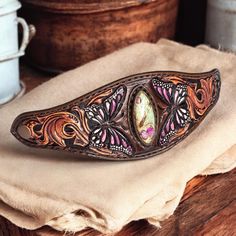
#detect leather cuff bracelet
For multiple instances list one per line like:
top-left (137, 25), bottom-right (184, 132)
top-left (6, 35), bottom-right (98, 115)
top-left (11, 69), bottom-right (221, 160)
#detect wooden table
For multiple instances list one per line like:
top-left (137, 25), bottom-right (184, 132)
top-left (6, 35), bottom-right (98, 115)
top-left (0, 65), bottom-right (235, 236)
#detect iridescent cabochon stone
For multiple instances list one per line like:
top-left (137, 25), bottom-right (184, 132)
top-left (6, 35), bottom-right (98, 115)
top-left (133, 90), bottom-right (156, 145)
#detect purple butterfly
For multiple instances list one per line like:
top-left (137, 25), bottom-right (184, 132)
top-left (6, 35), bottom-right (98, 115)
top-left (84, 86), bottom-right (133, 156)
top-left (152, 78), bottom-right (191, 146)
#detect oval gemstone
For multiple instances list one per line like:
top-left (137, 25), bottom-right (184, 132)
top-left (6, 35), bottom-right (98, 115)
top-left (133, 90), bottom-right (157, 145)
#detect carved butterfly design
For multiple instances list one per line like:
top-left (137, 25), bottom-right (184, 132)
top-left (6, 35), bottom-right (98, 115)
top-left (84, 86), bottom-right (133, 156)
top-left (152, 78), bottom-right (191, 146)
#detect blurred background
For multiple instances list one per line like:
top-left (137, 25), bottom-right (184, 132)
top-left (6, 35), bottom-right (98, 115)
top-left (18, 0), bottom-right (235, 73)
top-left (176, 0), bottom-right (207, 46)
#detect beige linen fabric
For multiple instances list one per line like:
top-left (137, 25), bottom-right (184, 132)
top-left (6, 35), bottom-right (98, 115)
top-left (0, 39), bottom-right (235, 233)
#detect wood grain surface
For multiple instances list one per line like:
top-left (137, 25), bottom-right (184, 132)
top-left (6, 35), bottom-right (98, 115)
top-left (20, 0), bottom-right (178, 72)
top-left (0, 64), bottom-right (235, 236)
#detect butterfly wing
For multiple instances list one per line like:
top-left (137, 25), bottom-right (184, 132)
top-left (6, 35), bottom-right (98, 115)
top-left (175, 105), bottom-right (191, 127)
top-left (107, 127), bottom-right (133, 156)
top-left (89, 126), bottom-right (107, 148)
top-left (85, 86), bottom-right (131, 156)
top-left (89, 126), bottom-right (133, 156)
top-left (84, 104), bottom-right (107, 127)
top-left (103, 85), bottom-right (126, 120)
top-left (84, 85), bottom-right (126, 126)
top-left (152, 78), bottom-right (174, 104)
top-left (174, 84), bottom-right (187, 105)
top-left (174, 84), bottom-right (191, 127)
top-left (159, 112), bottom-right (176, 146)
top-left (158, 83), bottom-right (191, 146)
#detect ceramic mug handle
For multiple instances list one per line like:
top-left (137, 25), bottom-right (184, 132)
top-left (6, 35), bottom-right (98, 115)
top-left (17, 17), bottom-right (36, 57)
top-left (0, 18), bottom-right (35, 62)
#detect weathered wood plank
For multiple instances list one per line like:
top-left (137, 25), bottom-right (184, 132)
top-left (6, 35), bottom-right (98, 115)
top-left (156, 168), bottom-right (236, 236)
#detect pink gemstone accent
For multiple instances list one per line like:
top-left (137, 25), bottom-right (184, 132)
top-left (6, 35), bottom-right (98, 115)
top-left (146, 127), bottom-right (154, 136)
top-left (140, 126), bottom-right (155, 140)
top-left (141, 130), bottom-right (149, 140)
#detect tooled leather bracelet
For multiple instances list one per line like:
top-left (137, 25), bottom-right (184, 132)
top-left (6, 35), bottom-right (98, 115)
top-left (11, 69), bottom-right (221, 160)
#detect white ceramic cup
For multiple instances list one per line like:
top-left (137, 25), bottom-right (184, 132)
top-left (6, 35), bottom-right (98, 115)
top-left (0, 0), bottom-right (35, 105)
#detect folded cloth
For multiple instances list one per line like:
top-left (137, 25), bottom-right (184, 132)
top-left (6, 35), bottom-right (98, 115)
top-left (0, 39), bottom-right (235, 233)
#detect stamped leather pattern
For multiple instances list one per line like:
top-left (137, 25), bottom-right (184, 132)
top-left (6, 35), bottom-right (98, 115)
top-left (11, 69), bottom-right (221, 160)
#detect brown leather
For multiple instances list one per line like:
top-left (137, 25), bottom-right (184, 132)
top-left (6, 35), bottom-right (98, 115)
top-left (11, 69), bottom-right (221, 160)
